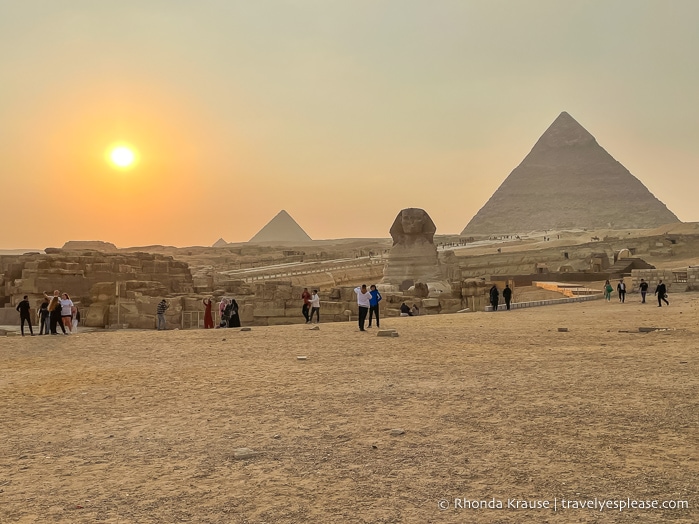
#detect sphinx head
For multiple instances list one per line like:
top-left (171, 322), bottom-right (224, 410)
top-left (389, 208), bottom-right (436, 246)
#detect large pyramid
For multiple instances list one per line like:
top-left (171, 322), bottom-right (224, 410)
top-left (461, 112), bottom-right (680, 235)
top-left (248, 210), bottom-right (312, 243)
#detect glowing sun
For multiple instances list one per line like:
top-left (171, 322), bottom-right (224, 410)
top-left (109, 146), bottom-right (136, 168)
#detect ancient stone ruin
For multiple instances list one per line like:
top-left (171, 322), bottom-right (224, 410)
top-left (381, 208), bottom-right (447, 290)
top-left (462, 111), bottom-right (680, 235)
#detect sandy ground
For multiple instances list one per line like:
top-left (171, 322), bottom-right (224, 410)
top-left (1, 294), bottom-right (697, 523)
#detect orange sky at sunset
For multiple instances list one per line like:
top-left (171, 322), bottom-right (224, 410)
top-left (2, 1), bottom-right (698, 249)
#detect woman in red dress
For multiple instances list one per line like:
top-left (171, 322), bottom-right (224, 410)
top-left (203, 297), bottom-right (214, 329)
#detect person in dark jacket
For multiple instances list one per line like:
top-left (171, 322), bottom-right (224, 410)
top-left (48, 296), bottom-right (67, 335)
top-left (502, 284), bottom-right (513, 310)
top-left (654, 280), bottom-right (669, 307)
top-left (367, 285), bottom-right (382, 328)
top-left (639, 279), bottom-right (649, 303)
top-left (38, 297), bottom-right (50, 335)
top-left (489, 285), bottom-right (499, 311)
top-left (16, 295), bottom-right (33, 336)
top-left (617, 279), bottom-right (626, 303)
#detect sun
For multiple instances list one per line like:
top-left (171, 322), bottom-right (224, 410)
top-left (108, 145), bottom-right (137, 169)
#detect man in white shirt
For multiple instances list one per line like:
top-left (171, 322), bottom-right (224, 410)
top-left (309, 290), bottom-right (320, 323)
top-left (354, 284), bottom-right (372, 331)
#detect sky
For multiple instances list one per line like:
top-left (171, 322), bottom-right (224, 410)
top-left (1, 0), bottom-right (698, 249)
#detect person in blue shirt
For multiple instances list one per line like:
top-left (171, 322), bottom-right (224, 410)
top-left (368, 285), bottom-right (382, 328)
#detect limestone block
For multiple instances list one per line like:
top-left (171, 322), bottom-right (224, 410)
top-left (83, 303), bottom-right (109, 327)
top-left (253, 305), bottom-right (287, 317)
top-left (439, 298), bottom-right (463, 313)
top-left (275, 285), bottom-right (293, 300)
top-left (240, 304), bottom-right (254, 323)
top-left (319, 301), bottom-right (348, 315)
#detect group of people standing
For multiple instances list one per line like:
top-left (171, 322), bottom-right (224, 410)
top-left (604, 278), bottom-right (669, 307)
top-left (15, 290), bottom-right (80, 336)
top-left (489, 284), bottom-right (513, 311)
top-left (215, 297), bottom-right (241, 328)
top-left (301, 288), bottom-right (321, 324)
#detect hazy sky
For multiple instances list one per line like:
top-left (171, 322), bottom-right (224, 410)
top-left (1, 0), bottom-right (698, 249)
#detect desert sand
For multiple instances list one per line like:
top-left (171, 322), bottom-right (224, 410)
top-left (2, 294), bottom-right (697, 523)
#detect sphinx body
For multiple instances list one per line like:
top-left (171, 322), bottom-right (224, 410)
top-left (381, 208), bottom-right (446, 289)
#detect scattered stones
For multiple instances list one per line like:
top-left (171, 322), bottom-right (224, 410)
top-left (456, 308), bottom-right (471, 313)
top-left (297, 356), bottom-right (308, 361)
top-left (240, 327), bottom-right (252, 332)
top-left (638, 327), bottom-right (671, 332)
top-left (557, 327), bottom-right (568, 332)
top-left (377, 329), bottom-right (398, 337)
top-left (233, 448), bottom-right (259, 460)
top-left (389, 429), bottom-right (405, 436)
top-left (272, 434), bottom-right (281, 439)
top-left (308, 325), bottom-right (319, 330)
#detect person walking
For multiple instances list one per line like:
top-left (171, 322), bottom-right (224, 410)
top-left (301, 288), bottom-right (311, 323)
top-left (604, 280), bottom-right (613, 302)
top-left (502, 284), bottom-right (513, 311)
top-left (639, 279), bottom-right (649, 303)
top-left (309, 290), bottom-right (320, 323)
top-left (156, 299), bottom-right (169, 330)
top-left (367, 285), bottom-right (382, 328)
top-left (16, 295), bottom-right (34, 336)
top-left (617, 279), bottom-right (626, 303)
top-left (489, 285), bottom-right (499, 311)
top-left (202, 298), bottom-right (214, 329)
top-left (654, 280), bottom-right (669, 307)
top-left (38, 297), bottom-right (50, 335)
top-left (354, 284), bottom-right (372, 331)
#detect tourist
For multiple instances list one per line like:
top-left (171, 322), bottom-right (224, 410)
top-left (604, 280), bottom-right (613, 301)
top-left (411, 304), bottom-right (420, 316)
top-left (38, 297), bottom-right (50, 335)
top-left (489, 285), bottom-right (499, 311)
top-left (309, 290), bottom-right (320, 323)
top-left (639, 279), bottom-right (649, 303)
top-left (218, 298), bottom-right (228, 327)
top-left (156, 299), bottom-right (169, 330)
top-left (400, 302), bottom-right (412, 316)
top-left (354, 284), bottom-right (372, 331)
top-left (502, 284), bottom-right (513, 310)
top-left (654, 280), bottom-right (669, 307)
top-left (48, 296), bottom-right (66, 335)
top-left (202, 297), bottom-right (214, 329)
top-left (15, 295), bottom-right (33, 336)
top-left (227, 299), bottom-right (241, 327)
top-left (367, 285), bottom-right (382, 328)
top-left (301, 288), bottom-right (311, 323)
top-left (60, 293), bottom-right (74, 333)
top-left (617, 279), bottom-right (626, 303)
top-left (71, 304), bottom-right (80, 333)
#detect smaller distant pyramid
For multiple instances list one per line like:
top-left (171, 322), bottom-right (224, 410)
top-left (249, 210), bottom-right (312, 243)
top-left (212, 238), bottom-right (229, 248)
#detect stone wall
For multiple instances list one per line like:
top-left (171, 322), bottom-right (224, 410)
top-left (630, 267), bottom-right (699, 293)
